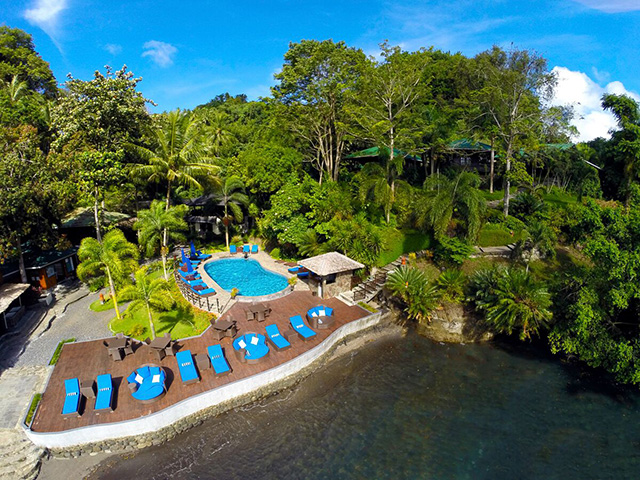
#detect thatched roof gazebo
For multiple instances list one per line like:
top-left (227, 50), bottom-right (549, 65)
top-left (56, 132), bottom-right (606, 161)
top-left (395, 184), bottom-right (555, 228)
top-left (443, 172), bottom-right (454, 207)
top-left (299, 252), bottom-right (364, 299)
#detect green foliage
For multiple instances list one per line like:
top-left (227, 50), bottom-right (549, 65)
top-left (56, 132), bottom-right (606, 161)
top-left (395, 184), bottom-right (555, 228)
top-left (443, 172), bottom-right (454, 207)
top-left (49, 338), bottom-right (75, 365)
top-left (127, 323), bottom-right (145, 338)
top-left (89, 297), bottom-right (115, 312)
top-left (437, 269), bottom-right (466, 303)
top-left (468, 267), bottom-right (552, 340)
top-left (433, 237), bottom-right (473, 266)
top-left (386, 266), bottom-right (440, 323)
top-left (25, 393), bottom-right (42, 425)
top-left (135, 200), bottom-right (188, 258)
top-left (324, 215), bottom-right (386, 266)
top-left (376, 229), bottom-right (432, 267)
top-left (477, 223), bottom-right (520, 247)
top-left (358, 301), bottom-right (378, 313)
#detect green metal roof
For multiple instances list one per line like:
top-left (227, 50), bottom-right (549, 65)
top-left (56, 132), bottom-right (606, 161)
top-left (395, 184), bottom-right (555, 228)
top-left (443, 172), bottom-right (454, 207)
top-left (448, 139), bottom-right (492, 151)
top-left (345, 146), bottom-right (420, 162)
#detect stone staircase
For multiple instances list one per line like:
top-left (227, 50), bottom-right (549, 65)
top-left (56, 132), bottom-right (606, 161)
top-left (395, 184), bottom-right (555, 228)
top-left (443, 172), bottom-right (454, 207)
top-left (0, 429), bottom-right (45, 480)
top-left (341, 258), bottom-right (403, 305)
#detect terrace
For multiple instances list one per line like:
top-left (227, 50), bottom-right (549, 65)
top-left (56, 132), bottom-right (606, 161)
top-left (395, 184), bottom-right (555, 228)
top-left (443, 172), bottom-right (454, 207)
top-left (29, 291), bottom-right (371, 434)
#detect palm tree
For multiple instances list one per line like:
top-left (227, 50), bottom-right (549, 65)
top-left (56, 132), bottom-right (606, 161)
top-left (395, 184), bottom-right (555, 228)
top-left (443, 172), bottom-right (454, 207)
top-left (469, 267), bottom-right (552, 340)
top-left (386, 266), bottom-right (440, 323)
top-left (417, 171), bottom-right (486, 241)
top-left (355, 162), bottom-right (410, 224)
top-left (130, 109), bottom-right (220, 209)
top-left (118, 266), bottom-right (175, 340)
top-left (134, 200), bottom-right (188, 280)
top-left (516, 219), bottom-right (556, 271)
top-left (437, 269), bottom-right (466, 303)
top-left (4, 75), bottom-right (28, 103)
top-left (218, 176), bottom-right (249, 249)
top-left (296, 229), bottom-right (326, 257)
top-left (77, 229), bottom-right (139, 320)
top-left (196, 109), bottom-right (236, 155)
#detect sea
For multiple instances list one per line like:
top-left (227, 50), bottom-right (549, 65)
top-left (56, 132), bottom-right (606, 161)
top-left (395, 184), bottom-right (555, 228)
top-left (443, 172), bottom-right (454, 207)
top-left (89, 331), bottom-right (640, 479)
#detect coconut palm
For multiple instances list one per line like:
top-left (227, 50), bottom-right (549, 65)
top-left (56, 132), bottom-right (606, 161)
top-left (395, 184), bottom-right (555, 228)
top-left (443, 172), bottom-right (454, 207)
top-left (4, 75), bottom-right (28, 103)
top-left (77, 229), bottom-right (139, 320)
top-left (129, 109), bottom-right (220, 209)
top-left (386, 266), bottom-right (440, 323)
top-left (196, 109), bottom-right (236, 155)
top-left (296, 229), bottom-right (327, 258)
top-left (134, 200), bottom-right (188, 280)
top-left (118, 266), bottom-right (175, 340)
top-left (417, 171), bottom-right (486, 241)
top-left (355, 161), bottom-right (411, 224)
top-left (218, 175), bottom-right (249, 249)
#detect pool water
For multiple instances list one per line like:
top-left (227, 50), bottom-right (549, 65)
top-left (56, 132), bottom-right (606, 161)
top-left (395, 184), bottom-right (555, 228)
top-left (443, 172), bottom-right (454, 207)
top-left (203, 258), bottom-right (288, 297)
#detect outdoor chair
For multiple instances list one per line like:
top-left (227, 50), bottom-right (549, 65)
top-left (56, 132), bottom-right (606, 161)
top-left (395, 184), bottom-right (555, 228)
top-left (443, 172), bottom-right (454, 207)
top-left (165, 342), bottom-right (177, 356)
top-left (62, 378), bottom-right (81, 417)
top-left (230, 245), bottom-right (237, 254)
top-left (265, 324), bottom-right (291, 351)
top-left (207, 344), bottom-right (232, 376)
top-left (124, 346), bottom-right (134, 356)
top-left (190, 241), bottom-right (212, 260)
top-left (175, 350), bottom-right (200, 385)
top-left (109, 348), bottom-right (124, 361)
top-left (289, 315), bottom-right (316, 341)
top-left (94, 374), bottom-right (113, 413)
top-left (242, 244), bottom-right (250, 254)
top-left (251, 245), bottom-right (258, 254)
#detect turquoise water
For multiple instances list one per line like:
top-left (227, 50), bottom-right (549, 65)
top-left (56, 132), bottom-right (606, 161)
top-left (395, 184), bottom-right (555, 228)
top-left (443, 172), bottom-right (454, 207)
top-left (91, 333), bottom-right (640, 479)
top-left (203, 258), bottom-right (288, 296)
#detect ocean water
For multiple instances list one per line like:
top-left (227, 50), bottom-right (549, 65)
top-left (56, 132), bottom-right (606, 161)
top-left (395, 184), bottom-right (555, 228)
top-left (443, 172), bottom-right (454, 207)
top-left (90, 332), bottom-right (640, 479)
top-left (203, 258), bottom-right (288, 296)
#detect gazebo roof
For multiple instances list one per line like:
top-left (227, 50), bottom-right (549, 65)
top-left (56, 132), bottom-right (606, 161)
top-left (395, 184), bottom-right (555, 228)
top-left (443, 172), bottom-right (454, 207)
top-left (0, 283), bottom-right (30, 314)
top-left (299, 252), bottom-right (364, 277)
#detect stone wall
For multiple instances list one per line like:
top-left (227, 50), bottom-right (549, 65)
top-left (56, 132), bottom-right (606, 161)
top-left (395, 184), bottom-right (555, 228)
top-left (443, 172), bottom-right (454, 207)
top-left (24, 310), bottom-right (391, 454)
top-left (324, 272), bottom-right (353, 298)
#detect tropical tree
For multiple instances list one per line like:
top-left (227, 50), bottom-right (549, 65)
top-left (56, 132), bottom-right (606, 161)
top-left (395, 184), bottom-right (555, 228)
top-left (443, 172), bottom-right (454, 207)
top-left (601, 93), bottom-right (640, 207)
top-left (355, 162), bottom-right (411, 224)
top-left (437, 269), bottom-right (466, 303)
top-left (386, 266), bottom-right (440, 323)
top-left (196, 109), bottom-right (236, 156)
top-left (272, 39), bottom-right (366, 183)
top-left (77, 229), bottom-right (139, 320)
top-left (134, 200), bottom-right (188, 280)
top-left (130, 109), bottom-right (220, 208)
top-left (118, 266), bottom-right (175, 340)
top-left (472, 46), bottom-right (556, 217)
top-left (417, 171), bottom-right (486, 240)
top-left (468, 267), bottom-right (552, 340)
top-left (217, 176), bottom-right (249, 248)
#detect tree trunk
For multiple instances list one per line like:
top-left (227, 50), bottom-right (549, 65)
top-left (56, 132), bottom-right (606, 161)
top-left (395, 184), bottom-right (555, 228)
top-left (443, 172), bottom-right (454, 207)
top-left (489, 139), bottom-right (495, 194)
top-left (16, 236), bottom-right (27, 283)
top-left (146, 304), bottom-right (156, 340)
top-left (224, 202), bottom-right (230, 249)
top-left (161, 248), bottom-right (168, 281)
top-left (94, 187), bottom-right (102, 242)
top-left (105, 266), bottom-right (121, 320)
top-left (503, 155), bottom-right (511, 217)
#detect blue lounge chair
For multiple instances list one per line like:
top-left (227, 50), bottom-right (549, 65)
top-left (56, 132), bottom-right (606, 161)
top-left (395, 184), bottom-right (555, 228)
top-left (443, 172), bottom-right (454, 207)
top-left (265, 324), bottom-right (291, 351)
top-left (230, 245), bottom-right (237, 254)
top-left (297, 271), bottom-right (310, 278)
top-left (288, 266), bottom-right (301, 273)
top-left (190, 241), bottom-right (212, 260)
top-left (207, 344), bottom-right (232, 376)
top-left (176, 350), bottom-right (200, 384)
top-left (251, 245), bottom-right (258, 254)
top-left (189, 285), bottom-right (216, 296)
top-left (184, 277), bottom-right (206, 287)
top-left (242, 245), bottom-right (250, 254)
top-left (94, 374), bottom-right (113, 412)
top-left (289, 315), bottom-right (316, 341)
top-left (62, 378), bottom-right (80, 417)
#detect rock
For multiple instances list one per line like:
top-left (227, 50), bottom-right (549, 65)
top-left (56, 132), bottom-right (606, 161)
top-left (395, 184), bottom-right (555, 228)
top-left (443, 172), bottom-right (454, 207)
top-left (417, 302), bottom-right (493, 343)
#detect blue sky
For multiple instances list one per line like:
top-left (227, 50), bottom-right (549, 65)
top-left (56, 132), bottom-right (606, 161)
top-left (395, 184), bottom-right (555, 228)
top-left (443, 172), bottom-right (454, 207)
top-left (2, 0), bottom-right (639, 140)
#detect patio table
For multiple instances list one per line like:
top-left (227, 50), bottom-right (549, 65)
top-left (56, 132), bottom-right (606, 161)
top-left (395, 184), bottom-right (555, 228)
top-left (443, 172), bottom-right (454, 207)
top-left (107, 337), bottom-right (127, 349)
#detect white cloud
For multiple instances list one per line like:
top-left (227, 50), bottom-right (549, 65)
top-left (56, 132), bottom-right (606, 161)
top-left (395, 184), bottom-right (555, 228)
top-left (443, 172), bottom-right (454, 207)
top-left (104, 43), bottom-right (122, 56)
top-left (23, 0), bottom-right (67, 49)
top-left (571, 0), bottom-right (640, 13)
top-left (142, 40), bottom-right (177, 68)
top-left (549, 66), bottom-right (640, 142)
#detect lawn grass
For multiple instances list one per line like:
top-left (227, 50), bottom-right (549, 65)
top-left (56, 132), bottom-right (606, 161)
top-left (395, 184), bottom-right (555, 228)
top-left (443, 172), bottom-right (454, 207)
top-left (25, 393), bottom-right (42, 426)
top-left (460, 256), bottom-right (511, 276)
top-left (109, 279), bottom-right (211, 341)
top-left (477, 223), bottom-right (524, 247)
top-left (542, 189), bottom-right (578, 208)
top-left (377, 230), bottom-right (433, 267)
top-left (49, 338), bottom-right (75, 365)
top-left (89, 297), bottom-right (115, 312)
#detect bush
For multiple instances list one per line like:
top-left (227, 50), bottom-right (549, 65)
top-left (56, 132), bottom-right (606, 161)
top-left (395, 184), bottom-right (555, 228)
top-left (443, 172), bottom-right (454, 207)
top-left (270, 247), bottom-right (281, 259)
top-left (433, 237), bottom-right (474, 266)
top-left (437, 269), bottom-right (466, 303)
top-left (25, 393), bottom-right (42, 426)
top-left (49, 338), bottom-right (75, 365)
top-left (127, 324), bottom-right (145, 337)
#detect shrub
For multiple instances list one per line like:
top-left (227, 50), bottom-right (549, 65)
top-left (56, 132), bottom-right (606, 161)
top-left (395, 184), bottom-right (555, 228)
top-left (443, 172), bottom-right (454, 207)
top-left (437, 269), bottom-right (466, 303)
top-left (127, 324), bottom-right (145, 337)
top-left (25, 394), bottom-right (42, 426)
top-left (433, 237), bottom-right (473, 266)
top-left (49, 338), bottom-right (75, 365)
top-left (270, 247), bottom-right (281, 259)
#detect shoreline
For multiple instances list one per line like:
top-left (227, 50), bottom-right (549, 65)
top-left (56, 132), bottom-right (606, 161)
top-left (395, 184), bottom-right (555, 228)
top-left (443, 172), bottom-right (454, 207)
top-left (37, 320), bottom-right (404, 479)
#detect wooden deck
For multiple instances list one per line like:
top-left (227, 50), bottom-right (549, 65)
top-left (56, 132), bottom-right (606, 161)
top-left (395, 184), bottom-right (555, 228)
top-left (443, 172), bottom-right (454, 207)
top-left (31, 292), bottom-right (369, 433)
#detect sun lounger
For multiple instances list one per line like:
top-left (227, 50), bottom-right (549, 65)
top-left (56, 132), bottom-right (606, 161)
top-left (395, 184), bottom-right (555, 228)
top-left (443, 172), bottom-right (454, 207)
top-left (230, 245), bottom-right (237, 254)
top-left (297, 271), bottom-right (310, 278)
top-left (190, 286), bottom-right (216, 296)
top-left (207, 344), bottom-right (232, 376)
top-left (265, 324), bottom-right (291, 350)
top-left (185, 278), bottom-right (206, 287)
top-left (287, 266), bottom-right (301, 273)
top-left (251, 245), bottom-right (258, 254)
top-left (94, 374), bottom-right (113, 412)
top-left (190, 241), bottom-right (212, 260)
top-left (178, 268), bottom-right (198, 278)
top-left (242, 245), bottom-right (250, 254)
top-left (289, 315), bottom-right (316, 341)
top-left (62, 378), bottom-right (81, 417)
top-left (176, 350), bottom-right (200, 384)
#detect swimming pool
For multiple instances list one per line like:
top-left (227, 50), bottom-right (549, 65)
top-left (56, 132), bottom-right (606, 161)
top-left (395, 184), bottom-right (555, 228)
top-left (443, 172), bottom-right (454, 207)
top-left (203, 258), bottom-right (289, 297)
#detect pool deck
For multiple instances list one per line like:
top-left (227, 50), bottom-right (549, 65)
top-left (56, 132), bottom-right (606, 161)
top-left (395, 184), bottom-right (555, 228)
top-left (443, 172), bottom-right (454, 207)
top-left (29, 291), bottom-right (369, 434)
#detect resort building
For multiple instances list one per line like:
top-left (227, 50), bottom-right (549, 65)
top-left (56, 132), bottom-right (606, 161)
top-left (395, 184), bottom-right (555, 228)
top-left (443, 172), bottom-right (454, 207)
top-left (299, 252), bottom-right (364, 298)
